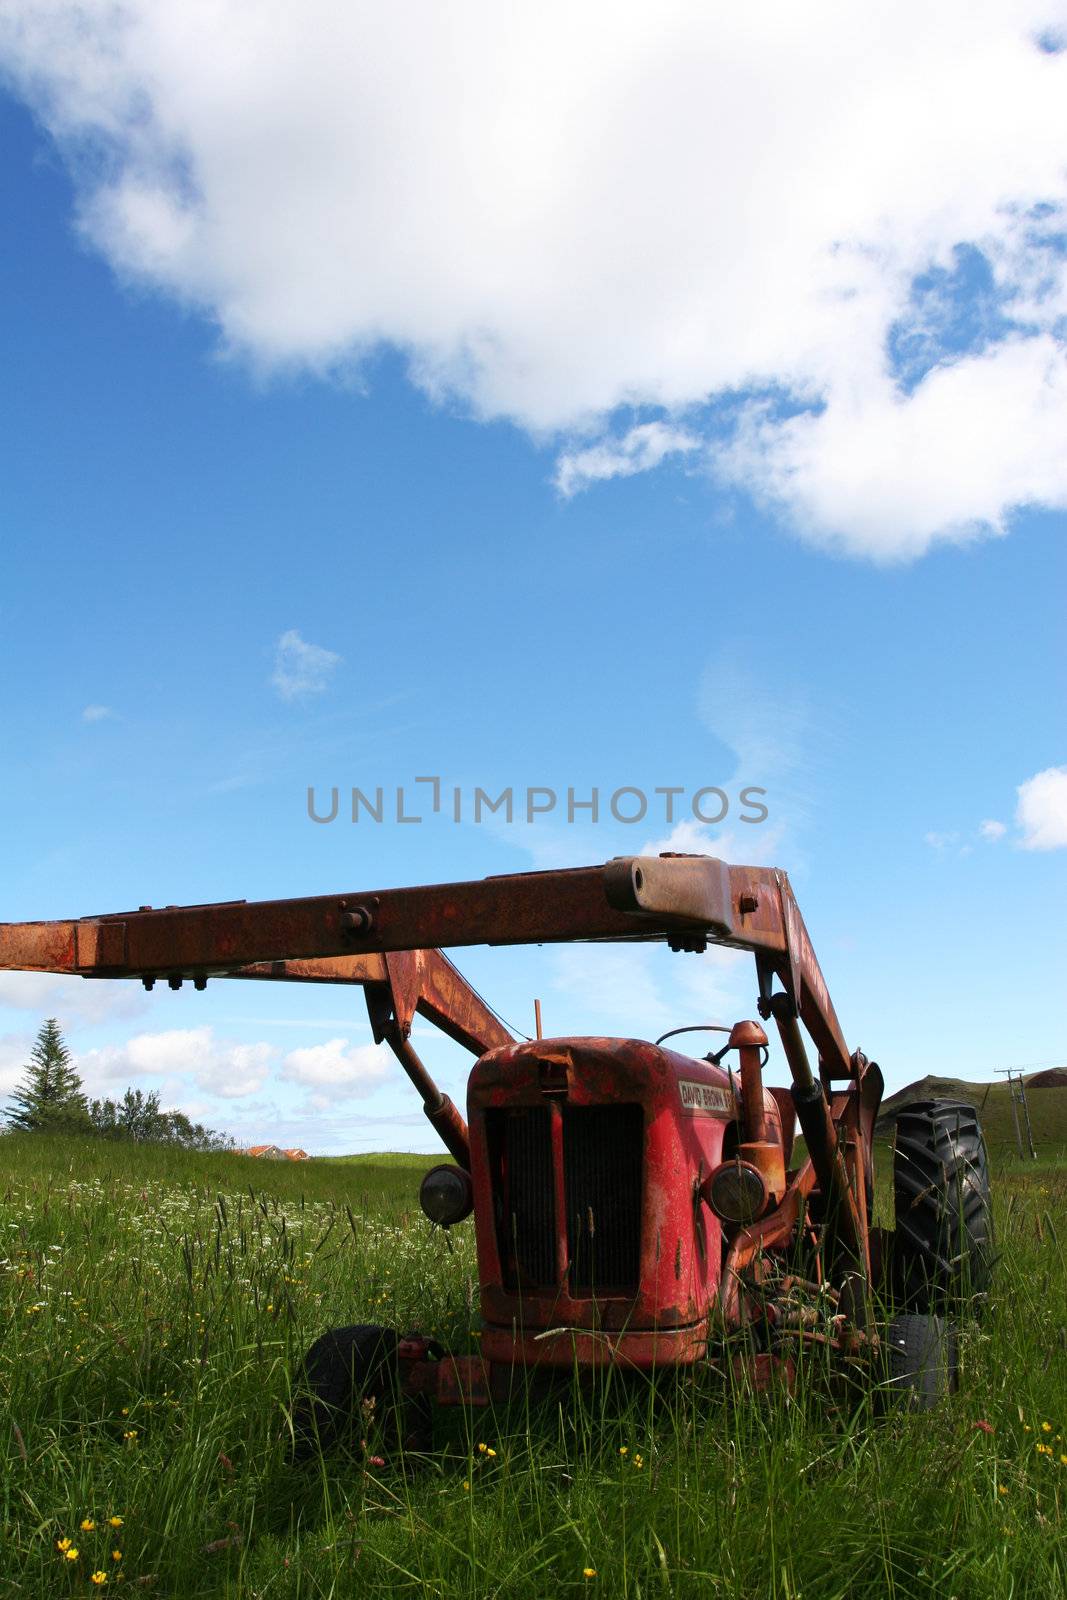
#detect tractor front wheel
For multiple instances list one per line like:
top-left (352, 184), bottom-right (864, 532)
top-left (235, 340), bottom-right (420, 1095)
top-left (883, 1312), bottom-right (958, 1409)
top-left (289, 1323), bottom-right (430, 1464)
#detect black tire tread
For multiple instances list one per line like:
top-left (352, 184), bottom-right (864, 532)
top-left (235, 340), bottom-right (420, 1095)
top-left (884, 1312), bottom-right (958, 1409)
top-left (893, 1099), bottom-right (992, 1309)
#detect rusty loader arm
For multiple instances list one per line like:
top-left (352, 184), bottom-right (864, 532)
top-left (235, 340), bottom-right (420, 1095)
top-left (0, 855), bottom-right (876, 1271)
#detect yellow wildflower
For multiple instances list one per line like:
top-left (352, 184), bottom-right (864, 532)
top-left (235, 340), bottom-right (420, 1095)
top-left (56, 1538), bottom-right (72, 1552)
top-left (618, 1446), bottom-right (628, 1456)
top-left (108, 1517), bottom-right (123, 1529)
top-left (1042, 1421), bottom-right (1052, 1433)
top-left (91, 1573), bottom-right (108, 1586)
top-left (123, 1429), bottom-right (137, 1442)
top-left (997, 1485), bottom-right (1008, 1496)
top-left (583, 1568), bottom-right (597, 1578)
top-left (462, 1479), bottom-right (470, 1492)
top-left (81, 1519), bottom-right (96, 1532)
top-left (112, 1550), bottom-right (122, 1562)
top-left (65, 1548), bottom-right (79, 1562)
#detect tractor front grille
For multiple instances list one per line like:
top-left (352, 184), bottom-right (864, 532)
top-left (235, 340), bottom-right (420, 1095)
top-left (490, 1107), bottom-right (556, 1290)
top-left (563, 1105), bottom-right (643, 1294)
top-left (487, 1102), bottom-right (644, 1297)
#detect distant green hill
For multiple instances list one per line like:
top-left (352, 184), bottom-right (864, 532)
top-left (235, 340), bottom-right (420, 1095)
top-left (0, 1132), bottom-right (436, 1215)
top-left (875, 1073), bottom-right (1067, 1161)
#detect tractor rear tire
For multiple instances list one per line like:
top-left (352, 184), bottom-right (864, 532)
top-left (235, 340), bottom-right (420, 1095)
top-left (892, 1099), bottom-right (993, 1311)
top-left (884, 1313), bottom-right (958, 1409)
top-left (290, 1323), bottom-right (429, 1464)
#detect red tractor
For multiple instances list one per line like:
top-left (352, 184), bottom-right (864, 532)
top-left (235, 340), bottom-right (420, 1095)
top-left (0, 853), bottom-right (992, 1451)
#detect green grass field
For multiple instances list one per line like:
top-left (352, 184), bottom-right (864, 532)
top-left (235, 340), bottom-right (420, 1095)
top-left (1, 1134), bottom-right (1064, 1599)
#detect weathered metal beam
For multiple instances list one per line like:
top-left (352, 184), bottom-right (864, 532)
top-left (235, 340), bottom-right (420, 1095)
top-left (0, 857), bottom-right (747, 974)
top-left (0, 855), bottom-right (851, 1077)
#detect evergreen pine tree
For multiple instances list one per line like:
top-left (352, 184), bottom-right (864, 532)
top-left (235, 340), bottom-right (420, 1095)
top-left (5, 1018), bottom-right (89, 1133)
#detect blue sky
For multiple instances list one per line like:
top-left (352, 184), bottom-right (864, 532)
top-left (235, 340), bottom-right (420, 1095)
top-left (1, 6), bottom-right (1065, 1151)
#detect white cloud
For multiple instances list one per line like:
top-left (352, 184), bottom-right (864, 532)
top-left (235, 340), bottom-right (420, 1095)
top-left (0, 1032), bottom-right (33, 1100)
top-left (696, 658), bottom-right (817, 837)
top-left (3, 5), bottom-right (1067, 558)
top-left (924, 831), bottom-right (960, 851)
top-left (716, 335), bottom-right (1067, 561)
top-left (0, 971), bottom-right (147, 1025)
top-left (979, 818), bottom-right (1007, 841)
top-left (1016, 765), bottom-right (1067, 849)
top-left (125, 1027), bottom-right (215, 1075)
top-left (81, 704), bottom-right (115, 722)
top-left (270, 629), bottom-right (341, 701)
top-left (200, 1041), bottom-right (276, 1099)
top-left (78, 1026), bottom-right (276, 1098)
top-left (639, 816), bottom-right (785, 869)
top-left (699, 661), bottom-right (812, 788)
top-left (281, 1037), bottom-right (390, 1097)
top-left (555, 422), bottom-right (699, 498)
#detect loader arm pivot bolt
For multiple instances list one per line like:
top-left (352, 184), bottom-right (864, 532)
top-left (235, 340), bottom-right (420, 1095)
top-left (340, 906), bottom-right (375, 936)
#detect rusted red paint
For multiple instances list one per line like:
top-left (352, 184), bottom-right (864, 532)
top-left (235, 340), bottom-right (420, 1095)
top-left (433, 1355), bottom-right (491, 1407)
top-left (731, 1352), bottom-right (797, 1392)
top-left (467, 1039), bottom-right (736, 1336)
top-left (0, 919), bottom-right (79, 972)
top-left (479, 1322), bottom-right (711, 1371)
top-left (732, 1018), bottom-right (770, 1143)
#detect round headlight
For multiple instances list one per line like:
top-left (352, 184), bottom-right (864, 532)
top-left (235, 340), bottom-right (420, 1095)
top-left (419, 1163), bottom-right (474, 1227)
top-left (704, 1160), bottom-right (768, 1225)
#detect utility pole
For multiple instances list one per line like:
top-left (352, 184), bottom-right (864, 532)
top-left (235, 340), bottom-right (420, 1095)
top-left (1017, 1072), bottom-right (1037, 1160)
top-left (1008, 1071), bottom-right (1023, 1159)
top-left (995, 1068), bottom-right (1037, 1160)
